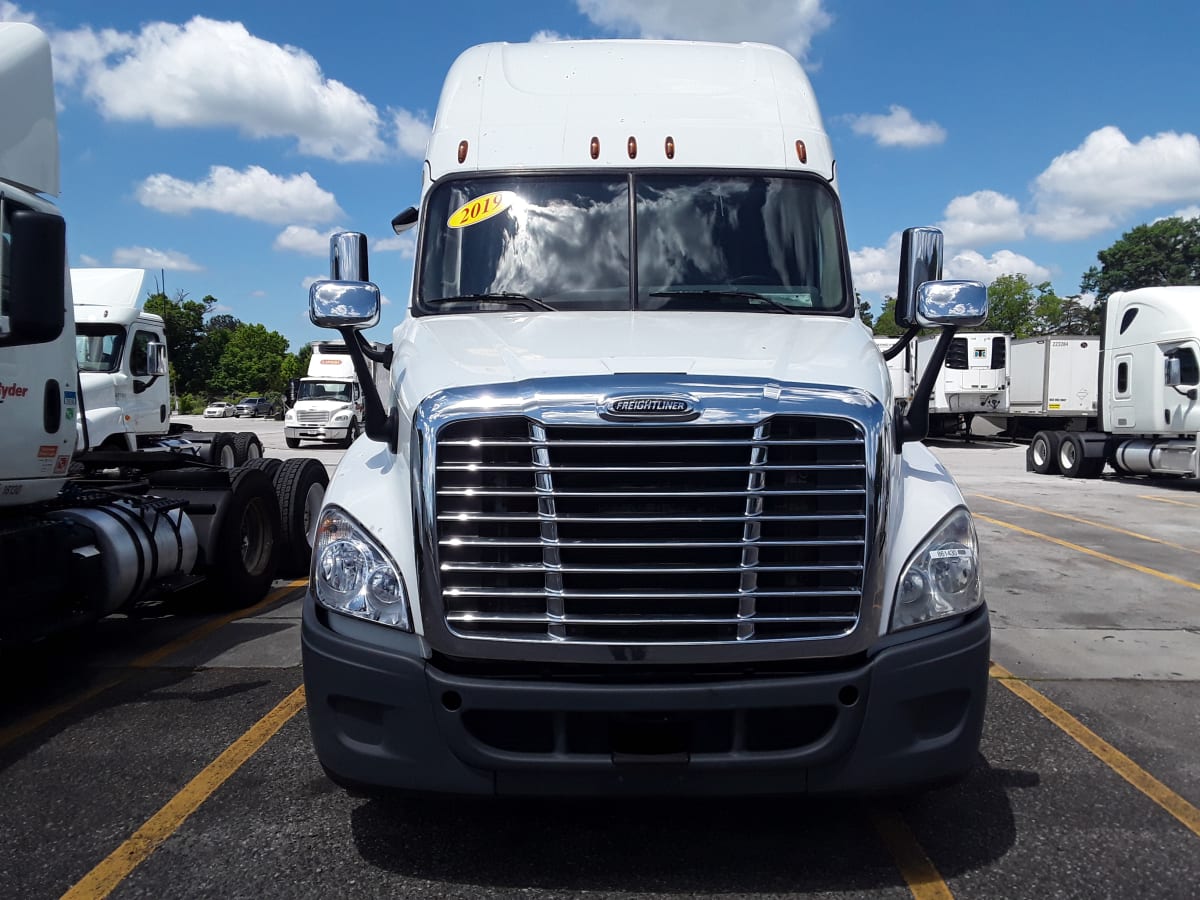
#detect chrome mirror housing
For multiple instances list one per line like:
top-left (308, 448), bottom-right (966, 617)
top-left (916, 280), bottom-right (988, 328)
top-left (330, 232), bottom-right (369, 282)
top-left (309, 280), bottom-right (382, 330)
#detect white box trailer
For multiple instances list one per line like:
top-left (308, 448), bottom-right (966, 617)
top-left (1006, 336), bottom-right (1100, 419)
top-left (913, 332), bottom-right (1009, 435)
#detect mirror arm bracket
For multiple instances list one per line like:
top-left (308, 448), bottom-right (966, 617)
top-left (338, 327), bottom-right (396, 453)
top-left (898, 325), bottom-right (960, 447)
top-left (882, 325), bottom-right (921, 361)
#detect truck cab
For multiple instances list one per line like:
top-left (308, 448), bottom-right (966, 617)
top-left (71, 268), bottom-right (169, 450)
top-left (283, 341), bottom-right (364, 448)
top-left (300, 39), bottom-right (990, 797)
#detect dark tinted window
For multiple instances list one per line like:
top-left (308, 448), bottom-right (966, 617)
top-left (1117, 361), bottom-right (1129, 394)
top-left (130, 330), bottom-right (155, 376)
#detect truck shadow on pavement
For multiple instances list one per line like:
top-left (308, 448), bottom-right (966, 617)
top-left (347, 756), bottom-right (1027, 893)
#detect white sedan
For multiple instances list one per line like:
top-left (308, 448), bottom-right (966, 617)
top-left (203, 401), bottom-right (236, 418)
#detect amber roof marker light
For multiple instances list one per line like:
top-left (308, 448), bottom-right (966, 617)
top-left (590, 136), bottom-right (600, 160)
top-left (795, 139), bottom-right (807, 164)
top-left (457, 140), bottom-right (468, 164)
top-left (665, 136), bottom-right (675, 159)
top-left (627, 136), bottom-right (638, 159)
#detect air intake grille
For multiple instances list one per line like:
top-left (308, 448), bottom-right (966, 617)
top-left (296, 409), bottom-right (331, 425)
top-left (434, 416), bottom-right (867, 645)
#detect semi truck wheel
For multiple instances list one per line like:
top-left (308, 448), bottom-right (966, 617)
top-left (205, 467), bottom-right (281, 607)
top-left (233, 431), bottom-right (263, 465)
top-left (205, 432), bottom-right (238, 468)
top-left (1029, 431), bottom-right (1061, 475)
top-left (341, 418), bottom-right (359, 449)
top-left (273, 457), bottom-right (329, 576)
top-left (1058, 433), bottom-right (1106, 478)
top-left (241, 456), bottom-right (282, 478)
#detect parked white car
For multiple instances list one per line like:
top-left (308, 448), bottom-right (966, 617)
top-left (204, 401), bottom-right (235, 418)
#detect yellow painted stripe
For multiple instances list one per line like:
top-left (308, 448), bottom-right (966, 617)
top-left (871, 808), bottom-right (955, 899)
top-left (61, 685), bottom-right (306, 900)
top-left (975, 514), bottom-right (1200, 592)
top-left (990, 663), bottom-right (1200, 840)
top-left (1138, 494), bottom-right (1200, 510)
top-left (0, 579), bottom-right (307, 751)
top-left (971, 493), bottom-right (1200, 556)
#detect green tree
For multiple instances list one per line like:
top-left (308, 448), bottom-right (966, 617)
top-left (855, 293), bottom-right (875, 330)
top-left (870, 296), bottom-right (905, 337)
top-left (143, 290), bottom-right (213, 394)
top-left (984, 274), bottom-right (1062, 338)
top-left (192, 313), bottom-right (243, 398)
top-left (1081, 216), bottom-right (1200, 313)
top-left (280, 343), bottom-right (313, 384)
top-left (212, 324), bottom-right (290, 396)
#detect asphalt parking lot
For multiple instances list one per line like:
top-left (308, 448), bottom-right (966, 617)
top-left (2, 425), bottom-right (1197, 899)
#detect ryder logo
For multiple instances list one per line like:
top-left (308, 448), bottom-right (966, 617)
top-left (0, 383), bottom-right (30, 401)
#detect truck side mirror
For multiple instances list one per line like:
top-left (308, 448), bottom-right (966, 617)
top-left (1165, 356), bottom-right (1183, 387)
top-left (2, 209), bottom-right (66, 345)
top-left (894, 226), bottom-right (943, 329)
top-left (145, 342), bottom-right (168, 377)
top-left (309, 280), bottom-right (381, 330)
top-left (915, 280), bottom-right (988, 328)
top-left (330, 232), bottom-right (369, 282)
top-left (391, 207), bottom-right (418, 235)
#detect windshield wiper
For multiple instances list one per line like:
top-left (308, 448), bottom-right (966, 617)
top-left (431, 292), bottom-right (557, 311)
top-left (648, 289), bottom-right (797, 314)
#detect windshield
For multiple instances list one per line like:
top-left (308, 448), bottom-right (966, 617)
top-left (416, 172), bottom-right (848, 314)
top-left (298, 381), bottom-right (354, 402)
top-left (76, 325), bottom-right (126, 373)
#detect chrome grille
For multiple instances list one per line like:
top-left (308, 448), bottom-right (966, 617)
top-left (435, 416), bottom-right (867, 645)
top-left (297, 409), bottom-right (331, 425)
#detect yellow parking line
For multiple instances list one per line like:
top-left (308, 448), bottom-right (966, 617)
top-left (871, 808), bottom-right (955, 899)
top-left (974, 514), bottom-right (1200, 592)
top-left (0, 580), bottom-right (308, 752)
top-left (971, 493), bottom-right (1200, 556)
top-left (1138, 494), bottom-right (1200, 510)
top-left (62, 685), bottom-right (306, 900)
top-left (990, 663), bottom-right (1200, 841)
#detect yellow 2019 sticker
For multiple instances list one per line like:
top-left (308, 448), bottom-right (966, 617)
top-left (448, 192), bottom-right (513, 229)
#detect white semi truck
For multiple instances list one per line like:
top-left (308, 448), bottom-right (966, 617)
top-left (0, 24), bottom-right (327, 640)
top-left (301, 39), bottom-right (991, 797)
top-left (283, 341), bottom-right (366, 448)
top-left (998, 289), bottom-right (1199, 479)
top-left (912, 331), bottom-right (1010, 437)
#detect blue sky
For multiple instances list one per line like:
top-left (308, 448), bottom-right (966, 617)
top-left (6, 0), bottom-right (1200, 351)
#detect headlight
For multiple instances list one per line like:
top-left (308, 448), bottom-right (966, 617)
top-left (331, 410), bottom-right (351, 423)
top-left (285, 409), bottom-right (296, 423)
top-left (891, 507), bottom-right (982, 631)
top-left (314, 505), bottom-right (411, 630)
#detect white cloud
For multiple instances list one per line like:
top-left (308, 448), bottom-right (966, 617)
top-left (945, 249), bottom-right (1050, 285)
top-left (136, 165), bottom-right (344, 225)
top-left (938, 190), bottom-right (1025, 248)
top-left (575, 0), bottom-right (833, 59)
top-left (249, 290), bottom-right (267, 298)
top-left (846, 105), bottom-right (946, 148)
top-left (0, 2), bottom-right (37, 23)
top-left (112, 246), bottom-right (202, 271)
top-left (1032, 126), bottom-right (1200, 240)
top-left (301, 275), bottom-right (322, 291)
top-left (392, 109), bottom-right (431, 159)
top-left (1172, 205), bottom-right (1200, 221)
top-left (52, 16), bottom-right (387, 161)
top-left (849, 232), bottom-right (902, 296)
top-left (274, 226), bottom-right (343, 257)
top-left (531, 30), bottom-right (566, 42)
top-left (373, 233), bottom-right (416, 258)
top-left (77, 253), bottom-right (101, 266)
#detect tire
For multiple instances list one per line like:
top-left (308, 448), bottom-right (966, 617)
top-left (233, 431), bottom-right (263, 465)
top-left (205, 432), bottom-right (238, 469)
top-left (203, 467), bottom-right (281, 608)
top-left (341, 418), bottom-right (359, 450)
top-left (241, 456), bottom-right (282, 478)
top-left (273, 457), bottom-right (329, 576)
top-left (285, 436), bottom-right (301, 449)
top-left (1030, 431), bottom-right (1061, 475)
top-left (1057, 433), bottom-right (1104, 478)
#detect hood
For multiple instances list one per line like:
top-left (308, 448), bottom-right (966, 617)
top-left (393, 311), bottom-right (888, 407)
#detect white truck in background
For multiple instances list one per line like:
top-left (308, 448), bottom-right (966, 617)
top-left (283, 341), bottom-right (366, 448)
top-left (1002, 288), bottom-right (1199, 479)
top-left (301, 39), bottom-right (992, 798)
top-left (912, 331), bottom-right (1009, 437)
top-left (0, 24), bottom-right (327, 641)
top-left (874, 336), bottom-right (913, 408)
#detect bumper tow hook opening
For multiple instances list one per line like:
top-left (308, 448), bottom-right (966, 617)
top-left (441, 690), bottom-right (462, 712)
top-left (838, 685), bottom-right (860, 708)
